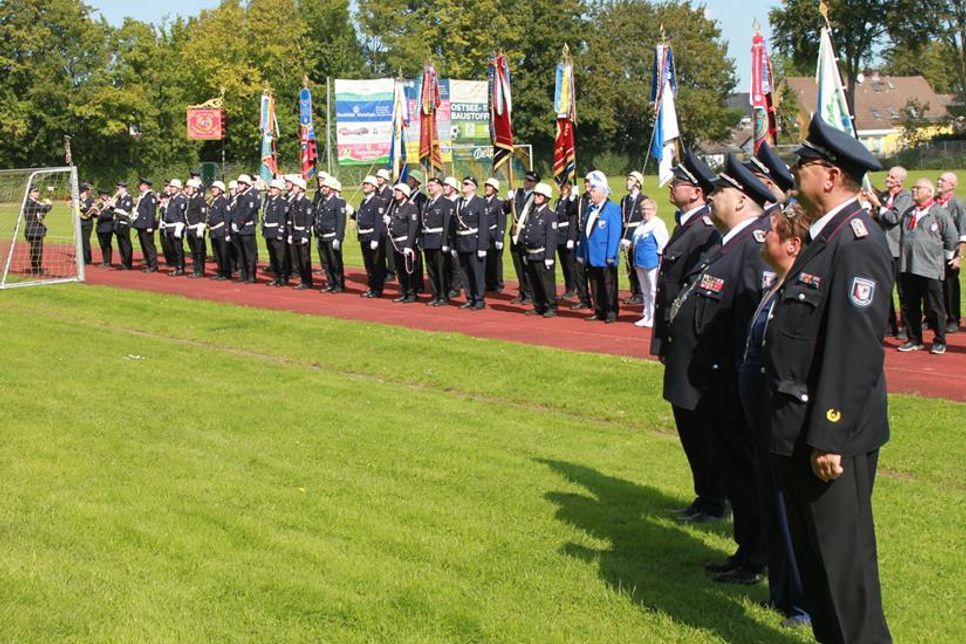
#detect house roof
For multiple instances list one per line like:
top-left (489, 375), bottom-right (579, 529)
top-left (783, 74), bottom-right (950, 132)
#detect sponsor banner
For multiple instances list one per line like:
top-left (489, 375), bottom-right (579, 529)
top-left (334, 78), bottom-right (395, 165)
top-left (450, 80), bottom-right (490, 145)
top-left (403, 78), bottom-right (452, 164)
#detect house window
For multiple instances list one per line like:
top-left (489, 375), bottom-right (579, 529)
top-left (870, 108), bottom-right (882, 119)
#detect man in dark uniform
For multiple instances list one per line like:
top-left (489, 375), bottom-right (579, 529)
top-left (315, 175), bottom-right (347, 293)
top-left (78, 182), bottom-right (96, 265)
top-left (554, 181), bottom-right (579, 299)
top-left (262, 179), bottom-right (290, 286)
top-left (132, 177), bottom-right (159, 272)
top-left (288, 176), bottom-right (315, 290)
top-left (376, 168), bottom-right (395, 281)
top-left (744, 141), bottom-right (794, 219)
top-left (454, 177), bottom-right (489, 310)
top-left (420, 177), bottom-right (453, 306)
top-left (522, 182), bottom-right (558, 317)
top-left (184, 178), bottom-right (208, 277)
top-left (571, 176), bottom-right (593, 310)
top-left (93, 188), bottom-right (115, 266)
top-left (442, 176), bottom-right (463, 298)
top-left (158, 180), bottom-right (175, 267)
top-left (232, 174), bottom-right (259, 283)
top-left (406, 169), bottom-right (428, 293)
top-left (162, 179), bottom-right (188, 276)
top-left (764, 115), bottom-right (892, 644)
top-left (357, 175), bottom-right (387, 298)
top-left (665, 154), bottom-right (775, 584)
top-left (387, 183), bottom-right (419, 303)
top-left (482, 177), bottom-right (506, 292)
top-left (23, 186), bottom-right (51, 274)
top-left (207, 181), bottom-right (232, 280)
top-left (112, 181), bottom-right (134, 270)
top-left (651, 150), bottom-right (726, 522)
top-left (507, 171), bottom-right (539, 304)
top-left (619, 171), bottom-right (647, 304)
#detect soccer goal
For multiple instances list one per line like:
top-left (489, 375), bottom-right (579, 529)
top-left (0, 166), bottom-right (83, 289)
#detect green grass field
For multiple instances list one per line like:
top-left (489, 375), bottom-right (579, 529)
top-left (1, 285), bottom-right (963, 641)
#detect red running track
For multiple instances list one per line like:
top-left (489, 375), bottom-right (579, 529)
top-left (83, 258), bottom-right (966, 403)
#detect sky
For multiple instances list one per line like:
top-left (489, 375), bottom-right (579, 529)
top-left (88, 0), bottom-right (779, 90)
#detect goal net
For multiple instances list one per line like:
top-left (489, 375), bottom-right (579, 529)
top-left (0, 167), bottom-right (83, 289)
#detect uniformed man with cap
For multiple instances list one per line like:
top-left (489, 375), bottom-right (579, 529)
top-left (570, 175), bottom-right (594, 309)
top-left (764, 114), bottom-right (892, 644)
top-left (315, 175), bottom-right (347, 293)
top-left (376, 168), bottom-right (396, 281)
top-left (522, 182), bottom-right (559, 317)
top-left (232, 174), bottom-right (260, 283)
top-left (619, 171), bottom-right (647, 303)
top-left (78, 182), bottom-right (96, 265)
top-left (23, 185), bottom-right (52, 274)
top-left (406, 169), bottom-right (428, 293)
top-left (262, 178), bottom-right (290, 286)
top-left (482, 177), bottom-right (507, 292)
top-left (420, 177), bottom-right (454, 305)
top-left (287, 175), bottom-right (314, 289)
top-left (651, 150), bottom-right (726, 523)
top-left (183, 178), bottom-right (208, 277)
top-left (506, 170), bottom-right (539, 303)
top-left (157, 180), bottom-right (175, 267)
top-left (112, 180), bottom-right (135, 269)
top-left (162, 179), bottom-right (187, 276)
top-left (94, 188), bottom-right (115, 266)
top-left (357, 175), bottom-right (387, 297)
top-left (454, 176), bottom-right (489, 309)
top-left (554, 181), bottom-right (579, 299)
top-left (442, 176), bottom-right (463, 297)
top-left (132, 177), bottom-right (159, 272)
top-left (386, 183), bottom-right (419, 302)
top-left (745, 142), bottom-right (794, 219)
top-left (207, 181), bottom-right (232, 280)
top-left (664, 153), bottom-right (775, 584)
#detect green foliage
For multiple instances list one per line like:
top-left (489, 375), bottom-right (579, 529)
top-left (883, 1), bottom-right (966, 102)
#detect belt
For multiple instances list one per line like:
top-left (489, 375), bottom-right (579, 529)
top-left (358, 228), bottom-right (374, 234)
top-left (210, 222), bottom-right (224, 230)
top-left (457, 228), bottom-right (479, 236)
top-left (526, 246), bottom-right (546, 254)
top-left (557, 222), bottom-right (569, 228)
top-left (488, 225), bottom-right (497, 230)
top-left (293, 225), bottom-right (306, 231)
top-left (264, 222), bottom-right (279, 228)
top-left (392, 235), bottom-right (408, 242)
top-left (422, 227), bottom-right (443, 234)
top-left (625, 221), bottom-right (640, 227)
top-left (321, 232), bottom-right (337, 239)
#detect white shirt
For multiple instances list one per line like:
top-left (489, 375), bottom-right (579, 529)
top-left (721, 216), bottom-right (758, 246)
top-left (809, 197), bottom-right (858, 240)
top-left (678, 204), bottom-right (706, 227)
top-left (631, 216), bottom-right (670, 253)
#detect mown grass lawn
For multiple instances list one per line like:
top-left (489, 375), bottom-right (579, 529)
top-left (0, 284), bottom-right (963, 642)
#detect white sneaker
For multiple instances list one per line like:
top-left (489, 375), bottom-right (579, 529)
top-left (634, 318), bottom-right (649, 327)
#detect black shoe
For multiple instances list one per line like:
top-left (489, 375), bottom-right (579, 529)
top-left (320, 285), bottom-right (333, 293)
top-left (460, 302), bottom-right (475, 309)
top-left (571, 301), bottom-right (592, 311)
top-left (931, 343), bottom-right (947, 355)
top-left (543, 309), bottom-right (557, 318)
top-left (448, 290), bottom-right (461, 299)
top-left (171, 269), bottom-right (185, 277)
top-left (561, 290), bottom-right (576, 299)
top-left (188, 273), bottom-right (202, 278)
top-left (426, 299), bottom-right (438, 306)
top-left (584, 314), bottom-right (600, 321)
top-left (393, 295), bottom-right (408, 303)
top-left (712, 566), bottom-right (766, 585)
top-left (678, 510), bottom-right (726, 524)
top-left (510, 296), bottom-right (524, 304)
top-left (330, 286), bottom-right (345, 293)
top-left (705, 556), bottom-right (741, 574)
top-left (604, 315), bottom-right (617, 324)
top-left (472, 301), bottom-right (486, 310)
top-left (946, 323), bottom-right (959, 334)
top-left (780, 615), bottom-right (812, 629)
top-left (294, 283), bottom-right (310, 290)
top-left (402, 296), bottom-right (417, 303)
top-left (521, 297), bottom-right (533, 305)
top-left (896, 330), bottom-right (909, 341)
top-left (144, 267), bottom-right (158, 273)
top-left (897, 341), bottom-right (925, 352)
top-left (525, 309), bottom-right (541, 316)
top-left (625, 294), bottom-right (643, 305)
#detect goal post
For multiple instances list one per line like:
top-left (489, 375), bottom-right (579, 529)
top-left (0, 166), bottom-right (84, 289)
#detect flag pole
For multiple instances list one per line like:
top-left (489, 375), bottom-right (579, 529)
top-left (641, 26), bottom-right (668, 176)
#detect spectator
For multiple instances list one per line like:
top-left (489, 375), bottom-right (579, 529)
top-left (630, 198), bottom-right (669, 327)
top-left (935, 172), bottom-right (966, 333)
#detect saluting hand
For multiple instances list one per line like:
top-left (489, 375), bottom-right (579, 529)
top-left (811, 449), bottom-right (844, 482)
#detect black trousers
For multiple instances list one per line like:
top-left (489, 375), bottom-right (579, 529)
top-left (887, 257), bottom-right (902, 335)
top-left (165, 231), bottom-right (185, 270)
top-left (237, 235), bottom-right (257, 282)
top-left (393, 249), bottom-right (416, 297)
top-left (382, 238), bottom-right (395, 277)
top-left (446, 249), bottom-right (462, 294)
top-left (943, 264), bottom-right (961, 327)
top-left (228, 236), bottom-right (239, 273)
top-left (509, 241), bottom-right (532, 299)
top-left (458, 251), bottom-right (486, 304)
top-left (624, 246), bottom-right (642, 296)
top-left (136, 229), bottom-right (158, 270)
top-left (588, 264), bottom-right (619, 320)
top-left (115, 226), bottom-right (133, 268)
top-left (160, 227), bottom-right (175, 266)
top-left (556, 243), bottom-right (576, 294)
top-left (266, 238), bottom-right (289, 282)
top-left (210, 236), bottom-right (231, 278)
top-left (485, 239), bottom-right (504, 291)
top-left (318, 239), bottom-right (344, 288)
top-left (26, 236), bottom-right (44, 273)
top-left (574, 255), bottom-right (591, 304)
top-left (186, 232), bottom-right (206, 275)
top-left (97, 232), bottom-right (113, 265)
top-left (361, 240), bottom-right (386, 294)
top-left (776, 447), bottom-right (890, 644)
top-left (900, 272), bottom-right (945, 344)
top-left (291, 241), bottom-right (312, 286)
top-left (524, 258), bottom-right (557, 313)
top-left (424, 248), bottom-right (447, 301)
top-left (672, 401), bottom-right (727, 516)
top-left (81, 223), bottom-right (93, 264)
top-left (412, 248), bottom-right (424, 292)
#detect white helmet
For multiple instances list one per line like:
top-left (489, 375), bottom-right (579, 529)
top-left (270, 179), bottom-right (286, 190)
top-left (484, 177), bottom-right (500, 191)
top-left (393, 182), bottom-right (411, 198)
top-left (362, 175), bottom-right (378, 187)
top-left (323, 176), bottom-right (342, 192)
top-left (292, 176), bottom-right (307, 190)
top-left (533, 182), bottom-right (554, 199)
top-left (169, 178), bottom-right (183, 189)
top-left (211, 181), bottom-right (226, 192)
top-left (237, 174), bottom-right (252, 185)
top-left (376, 168), bottom-right (391, 181)
top-left (443, 176), bottom-right (459, 190)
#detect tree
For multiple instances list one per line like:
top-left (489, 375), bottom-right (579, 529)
top-left (885, 0), bottom-right (966, 104)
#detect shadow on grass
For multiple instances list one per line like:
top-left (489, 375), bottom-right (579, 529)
top-left (538, 459), bottom-right (798, 643)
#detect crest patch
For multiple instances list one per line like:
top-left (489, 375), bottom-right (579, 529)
top-left (699, 273), bottom-right (725, 293)
top-left (849, 276), bottom-right (876, 308)
top-left (826, 408), bottom-right (842, 423)
top-left (850, 218), bottom-right (868, 238)
top-left (599, 220), bottom-right (607, 230)
top-left (753, 229), bottom-right (766, 243)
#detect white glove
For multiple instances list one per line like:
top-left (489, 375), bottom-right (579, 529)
top-left (576, 256), bottom-right (585, 264)
top-left (231, 223), bottom-right (239, 232)
top-left (333, 239), bottom-right (341, 250)
top-left (566, 240), bottom-right (574, 249)
top-left (495, 241), bottom-right (503, 250)
top-left (403, 247), bottom-right (414, 257)
top-left (382, 214), bottom-right (391, 225)
top-left (287, 235), bottom-right (292, 244)
top-left (345, 204), bottom-right (355, 217)
top-left (370, 240), bottom-right (379, 250)
top-left (442, 245), bottom-right (449, 253)
top-left (226, 235), bottom-right (231, 242)
top-left (146, 228), bottom-right (153, 234)
top-left (477, 250), bottom-right (486, 259)
top-left (196, 227), bottom-right (204, 239)
top-left (544, 259), bottom-right (554, 268)
top-left (620, 239), bottom-right (631, 250)
top-left (450, 249), bottom-right (458, 258)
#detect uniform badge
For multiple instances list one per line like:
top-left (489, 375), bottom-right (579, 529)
top-left (849, 276), bottom-right (876, 308)
top-left (551, 221), bottom-right (558, 229)
top-left (826, 408), bottom-right (842, 423)
top-left (762, 271), bottom-right (777, 289)
top-left (599, 220), bottom-right (607, 230)
top-left (702, 215), bottom-right (713, 226)
top-left (798, 273), bottom-right (822, 289)
top-left (699, 273), bottom-right (725, 293)
top-left (410, 213), bottom-right (417, 221)
top-left (850, 218), bottom-right (868, 238)
top-left (753, 229), bottom-right (766, 243)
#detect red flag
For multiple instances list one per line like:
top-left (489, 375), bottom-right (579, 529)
top-left (488, 53), bottom-right (514, 171)
top-left (750, 31), bottom-right (777, 151)
top-left (418, 64), bottom-right (443, 173)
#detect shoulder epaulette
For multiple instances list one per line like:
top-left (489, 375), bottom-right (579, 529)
top-left (850, 218), bottom-right (868, 239)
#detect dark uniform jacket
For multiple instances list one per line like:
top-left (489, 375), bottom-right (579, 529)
top-left (79, 195), bottom-right (96, 229)
top-left (650, 204), bottom-right (720, 358)
top-left (261, 195), bottom-right (288, 239)
top-left (164, 194), bottom-right (187, 226)
top-left (315, 195), bottom-right (347, 243)
top-left (95, 199), bottom-right (114, 234)
top-left (419, 195), bottom-right (453, 250)
top-left (24, 198), bottom-right (51, 239)
top-left (132, 191), bottom-right (157, 230)
top-left (356, 194), bottom-right (386, 243)
top-left (663, 217), bottom-right (772, 411)
top-left (388, 200), bottom-right (418, 251)
top-left (289, 194), bottom-right (314, 244)
top-left (185, 194), bottom-right (207, 234)
top-left (409, 191), bottom-right (428, 217)
top-left (207, 195), bottom-right (230, 239)
top-left (764, 199), bottom-right (892, 457)
top-left (521, 203), bottom-right (558, 262)
top-left (555, 195), bottom-right (579, 245)
top-left (483, 195), bottom-right (506, 244)
top-left (621, 192), bottom-right (645, 237)
top-left (112, 193), bottom-right (134, 233)
top-left (233, 188), bottom-right (259, 236)
top-left (452, 194), bottom-right (488, 253)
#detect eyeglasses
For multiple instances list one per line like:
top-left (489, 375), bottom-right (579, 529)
top-left (794, 158), bottom-right (832, 170)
